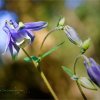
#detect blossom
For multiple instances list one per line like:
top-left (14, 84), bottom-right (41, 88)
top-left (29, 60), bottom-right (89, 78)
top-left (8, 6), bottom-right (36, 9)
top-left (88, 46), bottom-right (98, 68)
top-left (64, 25), bottom-right (82, 46)
top-left (0, 11), bottom-right (18, 55)
top-left (2, 20), bottom-right (47, 58)
top-left (84, 58), bottom-right (100, 87)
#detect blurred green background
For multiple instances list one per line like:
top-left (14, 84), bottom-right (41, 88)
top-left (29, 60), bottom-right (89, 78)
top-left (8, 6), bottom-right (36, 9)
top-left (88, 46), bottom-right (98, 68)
top-left (0, 0), bottom-right (100, 100)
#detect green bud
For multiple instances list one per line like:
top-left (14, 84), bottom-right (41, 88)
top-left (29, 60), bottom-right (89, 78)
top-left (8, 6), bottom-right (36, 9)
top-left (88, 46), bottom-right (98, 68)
top-left (57, 17), bottom-right (65, 30)
top-left (58, 17), bottom-right (65, 26)
top-left (78, 77), bottom-right (97, 90)
top-left (81, 38), bottom-right (91, 54)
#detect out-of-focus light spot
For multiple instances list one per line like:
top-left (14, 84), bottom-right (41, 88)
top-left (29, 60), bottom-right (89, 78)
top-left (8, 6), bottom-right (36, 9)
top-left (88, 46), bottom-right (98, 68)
top-left (0, 0), bottom-right (5, 9)
top-left (65, 0), bottom-right (85, 9)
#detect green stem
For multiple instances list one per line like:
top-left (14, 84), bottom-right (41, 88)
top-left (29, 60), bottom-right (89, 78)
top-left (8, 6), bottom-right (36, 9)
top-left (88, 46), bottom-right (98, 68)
top-left (22, 48), bottom-right (38, 67)
top-left (73, 55), bottom-right (87, 100)
top-left (22, 48), bottom-right (59, 100)
top-left (40, 71), bottom-right (58, 100)
top-left (76, 80), bottom-right (87, 100)
top-left (40, 27), bottom-right (57, 50)
top-left (73, 55), bottom-right (80, 75)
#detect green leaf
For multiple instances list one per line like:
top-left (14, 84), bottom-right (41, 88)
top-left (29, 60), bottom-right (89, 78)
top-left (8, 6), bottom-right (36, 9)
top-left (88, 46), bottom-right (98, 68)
top-left (24, 56), bottom-right (40, 63)
top-left (62, 66), bottom-right (74, 77)
top-left (24, 41), bottom-right (64, 63)
top-left (40, 41), bottom-right (65, 59)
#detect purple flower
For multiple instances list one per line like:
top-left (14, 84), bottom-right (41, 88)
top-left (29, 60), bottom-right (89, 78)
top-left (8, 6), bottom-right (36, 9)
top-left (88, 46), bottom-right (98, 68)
top-left (3, 20), bottom-right (47, 58)
top-left (0, 11), bottom-right (18, 59)
top-left (64, 25), bottom-right (82, 46)
top-left (84, 58), bottom-right (100, 87)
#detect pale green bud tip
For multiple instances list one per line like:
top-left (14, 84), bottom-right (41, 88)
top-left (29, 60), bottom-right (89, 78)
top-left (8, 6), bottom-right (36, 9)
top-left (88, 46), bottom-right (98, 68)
top-left (19, 22), bottom-right (25, 28)
top-left (58, 17), bottom-right (65, 26)
top-left (78, 77), bottom-right (97, 90)
top-left (81, 38), bottom-right (91, 54)
top-left (82, 38), bottom-right (91, 49)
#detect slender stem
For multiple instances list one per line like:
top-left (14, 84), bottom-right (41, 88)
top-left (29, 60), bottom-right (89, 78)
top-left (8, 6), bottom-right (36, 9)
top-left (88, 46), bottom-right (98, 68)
top-left (76, 80), bottom-right (87, 100)
top-left (40, 27), bottom-right (57, 50)
top-left (22, 48), bottom-right (38, 67)
top-left (73, 55), bottom-right (87, 100)
top-left (22, 48), bottom-right (59, 100)
top-left (41, 72), bottom-right (58, 100)
top-left (73, 55), bottom-right (80, 75)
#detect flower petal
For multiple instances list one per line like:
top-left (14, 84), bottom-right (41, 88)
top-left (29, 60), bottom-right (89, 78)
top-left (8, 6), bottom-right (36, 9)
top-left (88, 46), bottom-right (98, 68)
top-left (3, 27), bottom-right (11, 54)
top-left (10, 20), bottom-right (18, 28)
top-left (87, 67), bottom-right (100, 87)
top-left (89, 58), bottom-right (100, 73)
top-left (9, 41), bottom-right (19, 58)
top-left (24, 21), bottom-right (48, 30)
top-left (89, 58), bottom-right (98, 67)
top-left (84, 57), bottom-right (100, 87)
top-left (25, 30), bottom-right (35, 43)
top-left (0, 29), bottom-right (8, 54)
top-left (84, 60), bottom-right (89, 69)
top-left (0, 11), bottom-right (17, 54)
top-left (4, 25), bottom-right (34, 48)
top-left (14, 29), bottom-right (34, 48)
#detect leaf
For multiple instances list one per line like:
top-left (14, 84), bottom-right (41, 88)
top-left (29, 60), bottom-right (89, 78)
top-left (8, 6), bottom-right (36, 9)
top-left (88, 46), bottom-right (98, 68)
top-left (24, 41), bottom-right (64, 63)
top-left (40, 41), bottom-right (65, 59)
top-left (24, 56), bottom-right (40, 63)
top-left (62, 66), bottom-right (74, 77)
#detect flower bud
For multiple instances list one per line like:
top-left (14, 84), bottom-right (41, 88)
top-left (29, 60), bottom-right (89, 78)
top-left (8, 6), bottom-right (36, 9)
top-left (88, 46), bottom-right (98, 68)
top-left (81, 38), bottom-right (91, 54)
top-left (64, 25), bottom-right (82, 46)
top-left (78, 77), bottom-right (97, 90)
top-left (58, 17), bottom-right (65, 26)
top-left (84, 57), bottom-right (100, 87)
top-left (57, 17), bottom-right (65, 30)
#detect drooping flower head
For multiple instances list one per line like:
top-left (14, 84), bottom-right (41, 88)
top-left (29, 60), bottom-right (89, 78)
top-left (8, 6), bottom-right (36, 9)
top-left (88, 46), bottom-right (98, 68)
top-left (84, 57), bottom-right (100, 87)
top-left (64, 25), bottom-right (82, 46)
top-left (2, 20), bottom-right (48, 58)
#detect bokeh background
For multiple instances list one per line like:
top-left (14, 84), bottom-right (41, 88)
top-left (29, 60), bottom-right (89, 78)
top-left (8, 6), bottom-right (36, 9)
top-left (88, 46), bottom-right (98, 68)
top-left (0, 0), bottom-right (100, 100)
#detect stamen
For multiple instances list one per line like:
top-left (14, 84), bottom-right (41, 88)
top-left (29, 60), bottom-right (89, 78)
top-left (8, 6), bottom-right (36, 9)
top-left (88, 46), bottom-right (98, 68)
top-left (5, 20), bottom-right (15, 29)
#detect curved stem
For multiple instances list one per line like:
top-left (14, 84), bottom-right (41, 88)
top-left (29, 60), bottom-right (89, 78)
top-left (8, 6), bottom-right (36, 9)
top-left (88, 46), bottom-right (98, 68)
top-left (76, 80), bottom-right (87, 100)
top-left (73, 55), bottom-right (81, 75)
top-left (73, 55), bottom-right (87, 100)
top-left (22, 48), bottom-right (59, 100)
top-left (40, 27), bottom-right (57, 50)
